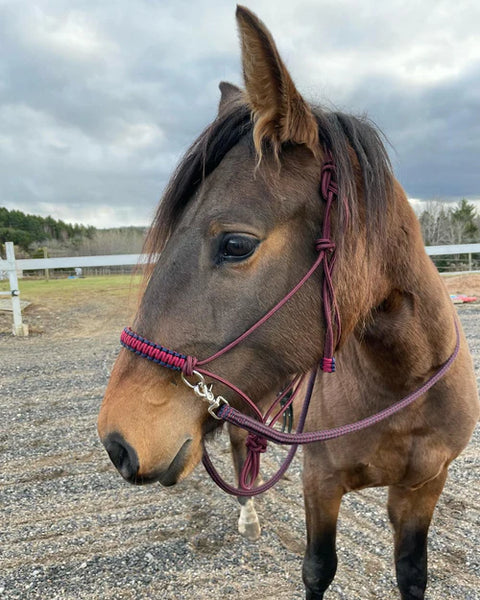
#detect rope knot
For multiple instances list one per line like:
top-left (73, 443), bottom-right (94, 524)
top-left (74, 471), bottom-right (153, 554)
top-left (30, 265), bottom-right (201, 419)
top-left (182, 355), bottom-right (198, 377)
top-left (245, 433), bottom-right (268, 454)
top-left (315, 238), bottom-right (336, 253)
top-left (320, 155), bottom-right (337, 201)
top-left (239, 433), bottom-right (268, 490)
top-left (320, 357), bottom-right (336, 373)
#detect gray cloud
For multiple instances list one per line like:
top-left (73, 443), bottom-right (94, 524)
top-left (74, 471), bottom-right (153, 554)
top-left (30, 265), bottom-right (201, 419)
top-left (0, 0), bottom-right (479, 227)
top-left (340, 63), bottom-right (480, 199)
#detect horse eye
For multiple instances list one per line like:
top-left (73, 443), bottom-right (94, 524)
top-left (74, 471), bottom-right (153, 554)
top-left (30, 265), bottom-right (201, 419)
top-left (219, 234), bottom-right (259, 262)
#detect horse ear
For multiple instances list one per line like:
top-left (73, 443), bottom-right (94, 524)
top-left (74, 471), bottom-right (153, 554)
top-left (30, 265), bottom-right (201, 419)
top-left (236, 5), bottom-right (319, 159)
top-left (218, 81), bottom-right (243, 115)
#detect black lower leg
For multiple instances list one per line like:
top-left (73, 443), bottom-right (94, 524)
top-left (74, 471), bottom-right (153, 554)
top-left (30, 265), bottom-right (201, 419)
top-left (388, 471), bottom-right (447, 600)
top-left (303, 529), bottom-right (337, 600)
top-left (395, 526), bottom-right (429, 600)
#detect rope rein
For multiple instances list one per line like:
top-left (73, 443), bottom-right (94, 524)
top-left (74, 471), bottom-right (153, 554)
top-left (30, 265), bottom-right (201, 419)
top-left (119, 152), bottom-right (460, 496)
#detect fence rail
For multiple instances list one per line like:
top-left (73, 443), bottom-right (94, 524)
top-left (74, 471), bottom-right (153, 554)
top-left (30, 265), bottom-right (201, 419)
top-left (14, 253), bottom-right (148, 271)
top-left (425, 243), bottom-right (480, 274)
top-left (4, 245), bottom-right (480, 272)
top-left (1, 243), bottom-right (480, 335)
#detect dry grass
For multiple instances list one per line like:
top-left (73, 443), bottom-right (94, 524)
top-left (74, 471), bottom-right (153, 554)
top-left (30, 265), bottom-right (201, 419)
top-left (0, 274), bottom-right (142, 337)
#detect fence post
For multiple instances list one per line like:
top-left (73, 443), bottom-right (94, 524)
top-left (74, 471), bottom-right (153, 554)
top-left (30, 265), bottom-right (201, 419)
top-left (5, 242), bottom-right (28, 336)
top-left (468, 253), bottom-right (472, 272)
top-left (44, 246), bottom-right (50, 280)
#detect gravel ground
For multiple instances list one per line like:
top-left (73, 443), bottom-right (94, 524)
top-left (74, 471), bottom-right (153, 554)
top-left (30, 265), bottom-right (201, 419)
top-left (0, 296), bottom-right (479, 599)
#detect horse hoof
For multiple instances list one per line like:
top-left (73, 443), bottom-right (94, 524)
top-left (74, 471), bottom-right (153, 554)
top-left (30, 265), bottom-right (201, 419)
top-left (238, 518), bottom-right (261, 541)
top-left (238, 499), bottom-right (261, 541)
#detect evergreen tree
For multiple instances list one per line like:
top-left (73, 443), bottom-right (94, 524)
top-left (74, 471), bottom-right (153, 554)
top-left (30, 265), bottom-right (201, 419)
top-left (451, 199), bottom-right (478, 242)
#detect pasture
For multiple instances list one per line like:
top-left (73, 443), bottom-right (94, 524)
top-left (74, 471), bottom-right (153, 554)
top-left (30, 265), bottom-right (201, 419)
top-left (0, 275), bottom-right (479, 599)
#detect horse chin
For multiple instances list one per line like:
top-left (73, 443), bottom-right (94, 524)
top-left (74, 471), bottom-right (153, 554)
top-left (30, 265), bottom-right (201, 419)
top-left (144, 438), bottom-right (199, 487)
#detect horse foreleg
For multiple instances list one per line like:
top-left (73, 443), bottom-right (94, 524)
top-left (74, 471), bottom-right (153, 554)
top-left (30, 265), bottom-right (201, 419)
top-left (388, 468), bottom-right (448, 600)
top-left (302, 451), bottom-right (343, 600)
top-left (228, 424), bottom-right (262, 541)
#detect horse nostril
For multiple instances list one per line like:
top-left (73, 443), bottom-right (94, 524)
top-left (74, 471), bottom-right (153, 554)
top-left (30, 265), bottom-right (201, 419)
top-left (103, 432), bottom-right (139, 482)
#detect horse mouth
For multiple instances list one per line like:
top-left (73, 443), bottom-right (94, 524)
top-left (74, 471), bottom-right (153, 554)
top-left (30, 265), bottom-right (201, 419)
top-left (103, 432), bottom-right (193, 487)
top-left (145, 438), bottom-right (193, 487)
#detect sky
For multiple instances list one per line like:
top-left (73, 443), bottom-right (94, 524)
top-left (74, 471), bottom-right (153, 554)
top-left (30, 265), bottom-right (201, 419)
top-left (1, 0), bottom-right (479, 228)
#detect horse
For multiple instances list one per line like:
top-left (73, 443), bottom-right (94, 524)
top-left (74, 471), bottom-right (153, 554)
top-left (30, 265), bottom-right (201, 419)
top-left (97, 6), bottom-right (479, 599)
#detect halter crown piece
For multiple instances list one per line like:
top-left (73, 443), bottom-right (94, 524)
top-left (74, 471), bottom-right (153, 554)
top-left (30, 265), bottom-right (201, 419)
top-left (119, 151), bottom-right (459, 496)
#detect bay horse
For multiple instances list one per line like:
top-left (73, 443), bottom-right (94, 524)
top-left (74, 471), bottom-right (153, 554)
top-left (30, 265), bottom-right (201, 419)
top-left (98, 6), bottom-right (479, 599)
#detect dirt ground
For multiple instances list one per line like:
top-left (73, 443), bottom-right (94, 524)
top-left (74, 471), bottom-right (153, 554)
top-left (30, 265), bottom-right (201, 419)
top-left (442, 273), bottom-right (480, 298)
top-left (0, 274), bottom-right (479, 599)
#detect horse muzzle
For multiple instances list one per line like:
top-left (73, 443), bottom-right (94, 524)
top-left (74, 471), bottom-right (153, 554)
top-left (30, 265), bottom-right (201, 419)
top-left (102, 431), bottom-right (193, 486)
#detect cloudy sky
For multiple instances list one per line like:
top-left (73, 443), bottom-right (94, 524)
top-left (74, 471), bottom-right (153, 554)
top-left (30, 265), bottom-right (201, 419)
top-left (1, 0), bottom-right (479, 228)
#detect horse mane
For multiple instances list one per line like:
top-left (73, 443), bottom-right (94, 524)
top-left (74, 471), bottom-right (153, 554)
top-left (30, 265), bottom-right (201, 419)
top-left (143, 102), bottom-right (393, 258)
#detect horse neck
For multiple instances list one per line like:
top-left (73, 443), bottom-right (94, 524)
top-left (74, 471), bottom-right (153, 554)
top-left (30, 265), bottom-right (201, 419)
top-left (336, 181), bottom-right (456, 388)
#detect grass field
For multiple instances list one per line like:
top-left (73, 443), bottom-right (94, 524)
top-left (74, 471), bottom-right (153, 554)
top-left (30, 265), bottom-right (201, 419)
top-left (0, 274), bottom-right (143, 337)
top-left (0, 274), bottom-right (142, 301)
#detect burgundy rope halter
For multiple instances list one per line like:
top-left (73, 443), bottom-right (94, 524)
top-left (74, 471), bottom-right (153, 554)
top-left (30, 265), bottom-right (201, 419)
top-left (119, 152), bottom-right (460, 497)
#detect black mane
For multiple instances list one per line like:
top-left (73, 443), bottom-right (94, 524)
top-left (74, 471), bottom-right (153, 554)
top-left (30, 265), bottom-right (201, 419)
top-left (144, 103), bottom-right (392, 256)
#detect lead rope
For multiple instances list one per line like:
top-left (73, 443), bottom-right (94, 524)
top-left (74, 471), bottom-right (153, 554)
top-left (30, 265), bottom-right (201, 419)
top-left (202, 369), bottom-right (318, 497)
top-left (215, 320), bottom-right (460, 446)
top-left (201, 317), bottom-right (460, 496)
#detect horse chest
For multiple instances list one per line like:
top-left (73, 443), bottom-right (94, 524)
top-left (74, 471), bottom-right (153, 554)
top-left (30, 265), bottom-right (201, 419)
top-left (326, 427), bottom-right (449, 492)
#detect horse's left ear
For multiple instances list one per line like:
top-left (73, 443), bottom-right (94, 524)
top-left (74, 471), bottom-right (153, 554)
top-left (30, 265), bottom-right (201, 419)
top-left (236, 5), bottom-right (319, 159)
top-left (218, 81), bottom-right (243, 115)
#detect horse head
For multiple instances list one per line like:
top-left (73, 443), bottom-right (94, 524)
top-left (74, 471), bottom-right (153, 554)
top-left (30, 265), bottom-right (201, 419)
top-left (97, 6), bottom-right (393, 487)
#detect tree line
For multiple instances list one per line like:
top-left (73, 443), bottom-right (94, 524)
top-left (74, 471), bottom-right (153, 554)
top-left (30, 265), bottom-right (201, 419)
top-left (0, 206), bottom-right (147, 259)
top-left (0, 207), bottom-right (95, 252)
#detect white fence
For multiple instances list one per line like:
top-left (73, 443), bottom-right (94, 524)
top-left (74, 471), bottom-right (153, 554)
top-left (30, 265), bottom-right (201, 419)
top-left (424, 243), bottom-right (480, 272)
top-left (1, 242), bottom-right (480, 336)
top-left (14, 253), bottom-right (148, 271)
top-left (0, 243), bottom-right (26, 335)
